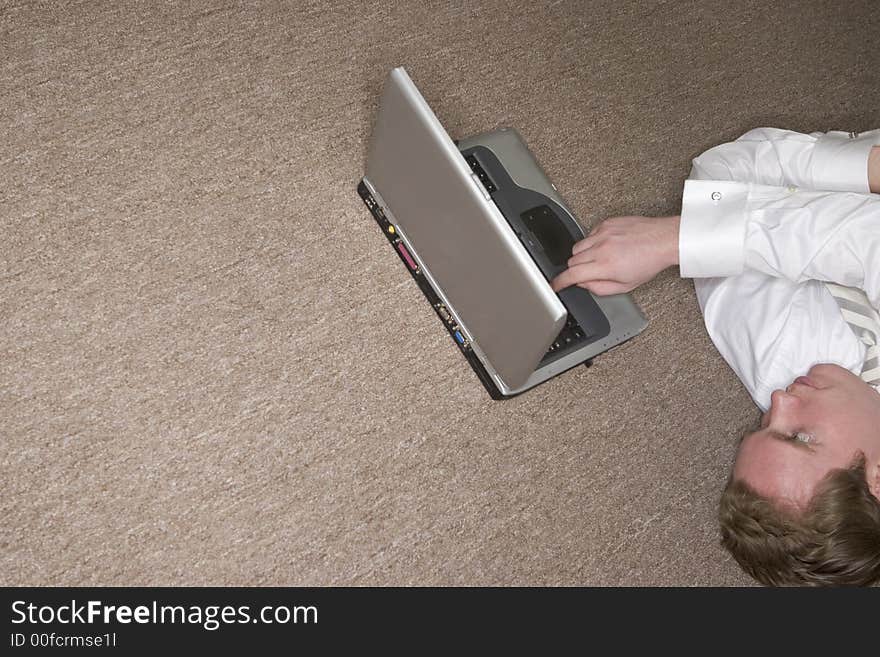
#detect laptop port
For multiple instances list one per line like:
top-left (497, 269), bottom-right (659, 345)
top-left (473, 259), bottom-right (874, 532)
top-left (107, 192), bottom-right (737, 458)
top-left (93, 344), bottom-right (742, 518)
top-left (395, 242), bottom-right (418, 271)
top-left (436, 304), bottom-right (452, 323)
top-left (453, 330), bottom-right (467, 346)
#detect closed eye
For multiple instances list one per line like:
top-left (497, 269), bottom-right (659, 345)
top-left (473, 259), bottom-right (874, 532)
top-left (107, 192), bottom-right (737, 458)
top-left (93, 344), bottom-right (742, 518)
top-left (768, 430), bottom-right (817, 452)
top-left (789, 432), bottom-right (818, 452)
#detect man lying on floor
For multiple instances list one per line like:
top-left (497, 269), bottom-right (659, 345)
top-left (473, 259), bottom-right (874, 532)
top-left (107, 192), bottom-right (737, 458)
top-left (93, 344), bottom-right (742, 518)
top-left (553, 128), bottom-right (880, 586)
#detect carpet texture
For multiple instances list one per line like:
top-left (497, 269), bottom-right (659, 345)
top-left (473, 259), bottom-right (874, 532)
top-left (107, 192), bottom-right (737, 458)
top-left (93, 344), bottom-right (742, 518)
top-left (2, 0), bottom-right (878, 586)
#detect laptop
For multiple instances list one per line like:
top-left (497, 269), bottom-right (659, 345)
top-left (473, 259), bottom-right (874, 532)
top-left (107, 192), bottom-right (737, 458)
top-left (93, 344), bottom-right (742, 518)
top-left (358, 67), bottom-right (647, 399)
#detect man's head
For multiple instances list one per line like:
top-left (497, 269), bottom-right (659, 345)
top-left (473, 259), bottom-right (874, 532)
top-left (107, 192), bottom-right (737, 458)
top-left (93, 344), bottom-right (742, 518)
top-left (719, 364), bottom-right (880, 585)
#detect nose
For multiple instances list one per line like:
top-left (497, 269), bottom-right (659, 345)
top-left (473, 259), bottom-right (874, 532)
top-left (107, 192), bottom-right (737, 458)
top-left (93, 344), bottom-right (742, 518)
top-left (769, 389), bottom-right (787, 408)
top-left (765, 389), bottom-right (800, 433)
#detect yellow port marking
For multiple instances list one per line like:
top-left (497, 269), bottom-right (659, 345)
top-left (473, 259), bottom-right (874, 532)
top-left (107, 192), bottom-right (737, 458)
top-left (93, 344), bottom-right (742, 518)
top-left (388, 225), bottom-right (396, 234)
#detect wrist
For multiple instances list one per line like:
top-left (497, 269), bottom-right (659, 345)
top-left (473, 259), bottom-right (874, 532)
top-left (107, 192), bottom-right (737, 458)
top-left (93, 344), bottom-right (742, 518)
top-left (663, 215), bottom-right (681, 267)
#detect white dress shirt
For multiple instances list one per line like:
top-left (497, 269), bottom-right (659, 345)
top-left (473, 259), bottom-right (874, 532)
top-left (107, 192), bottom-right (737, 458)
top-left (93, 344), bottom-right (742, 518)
top-left (678, 128), bottom-right (880, 410)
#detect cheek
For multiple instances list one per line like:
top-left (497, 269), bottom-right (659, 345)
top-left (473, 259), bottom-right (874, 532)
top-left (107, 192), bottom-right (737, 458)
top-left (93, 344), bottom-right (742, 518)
top-left (810, 392), bottom-right (872, 442)
top-left (817, 422), bottom-right (870, 463)
top-left (797, 390), bottom-right (851, 432)
top-left (733, 435), bottom-right (773, 481)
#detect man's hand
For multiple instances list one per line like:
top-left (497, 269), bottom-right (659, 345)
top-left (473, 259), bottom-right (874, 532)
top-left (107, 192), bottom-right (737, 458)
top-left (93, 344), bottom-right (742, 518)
top-left (551, 215), bottom-right (681, 295)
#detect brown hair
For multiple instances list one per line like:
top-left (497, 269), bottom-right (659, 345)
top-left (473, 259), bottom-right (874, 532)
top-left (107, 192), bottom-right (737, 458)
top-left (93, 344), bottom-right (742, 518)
top-left (719, 455), bottom-right (880, 586)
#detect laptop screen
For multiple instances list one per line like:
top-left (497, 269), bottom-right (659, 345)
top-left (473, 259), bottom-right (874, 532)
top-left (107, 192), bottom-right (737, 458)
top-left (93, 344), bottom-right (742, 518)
top-left (364, 68), bottom-right (566, 389)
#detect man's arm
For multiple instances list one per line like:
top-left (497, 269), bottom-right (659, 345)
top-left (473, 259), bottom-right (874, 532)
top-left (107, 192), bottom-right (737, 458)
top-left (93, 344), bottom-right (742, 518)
top-left (680, 130), bottom-right (880, 278)
top-left (691, 128), bottom-right (880, 193)
top-left (553, 134), bottom-right (880, 295)
top-left (739, 187), bottom-right (880, 306)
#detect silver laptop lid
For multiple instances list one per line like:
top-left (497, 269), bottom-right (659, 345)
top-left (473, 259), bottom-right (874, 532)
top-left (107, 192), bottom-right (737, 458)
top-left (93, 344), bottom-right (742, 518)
top-left (365, 67), bottom-right (565, 389)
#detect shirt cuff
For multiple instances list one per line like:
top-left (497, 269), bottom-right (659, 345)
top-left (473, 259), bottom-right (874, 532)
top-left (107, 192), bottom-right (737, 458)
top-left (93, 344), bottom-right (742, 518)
top-left (679, 180), bottom-right (749, 278)
top-left (812, 129), bottom-right (880, 193)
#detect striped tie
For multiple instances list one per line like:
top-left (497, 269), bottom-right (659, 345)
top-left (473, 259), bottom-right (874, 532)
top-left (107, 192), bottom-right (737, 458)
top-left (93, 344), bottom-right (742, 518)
top-left (825, 282), bottom-right (880, 388)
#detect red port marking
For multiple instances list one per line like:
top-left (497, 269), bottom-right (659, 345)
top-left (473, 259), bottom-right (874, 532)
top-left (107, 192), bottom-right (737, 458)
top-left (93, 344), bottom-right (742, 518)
top-left (396, 242), bottom-right (418, 271)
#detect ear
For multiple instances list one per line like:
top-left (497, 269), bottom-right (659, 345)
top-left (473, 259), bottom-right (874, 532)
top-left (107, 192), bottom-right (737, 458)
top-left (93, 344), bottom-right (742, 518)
top-left (869, 457), bottom-right (880, 501)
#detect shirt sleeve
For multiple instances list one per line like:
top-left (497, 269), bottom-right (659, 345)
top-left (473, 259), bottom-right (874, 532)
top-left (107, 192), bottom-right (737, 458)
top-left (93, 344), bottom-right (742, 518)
top-left (681, 183), bottom-right (880, 308)
top-left (680, 128), bottom-right (880, 279)
top-left (689, 127), bottom-right (880, 192)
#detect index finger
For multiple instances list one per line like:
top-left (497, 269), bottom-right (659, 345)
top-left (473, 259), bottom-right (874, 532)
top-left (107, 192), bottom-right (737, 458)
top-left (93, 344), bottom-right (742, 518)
top-left (551, 261), bottom-right (607, 292)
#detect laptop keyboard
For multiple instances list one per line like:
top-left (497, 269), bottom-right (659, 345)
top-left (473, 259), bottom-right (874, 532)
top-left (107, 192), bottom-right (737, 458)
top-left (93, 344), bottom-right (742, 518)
top-left (464, 154), bottom-right (497, 193)
top-left (543, 315), bottom-right (593, 361)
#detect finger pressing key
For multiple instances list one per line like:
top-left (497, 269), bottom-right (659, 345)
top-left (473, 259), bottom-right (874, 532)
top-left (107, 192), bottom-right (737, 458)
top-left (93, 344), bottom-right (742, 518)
top-left (552, 262), bottom-right (605, 292)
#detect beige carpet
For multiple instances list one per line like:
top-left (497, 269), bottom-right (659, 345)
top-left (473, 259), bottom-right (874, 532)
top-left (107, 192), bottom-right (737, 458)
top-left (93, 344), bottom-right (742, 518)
top-left (2, 0), bottom-right (878, 586)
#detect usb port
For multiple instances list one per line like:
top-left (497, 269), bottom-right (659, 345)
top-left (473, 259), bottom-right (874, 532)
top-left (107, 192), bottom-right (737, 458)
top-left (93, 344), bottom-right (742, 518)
top-left (436, 304), bottom-right (451, 322)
